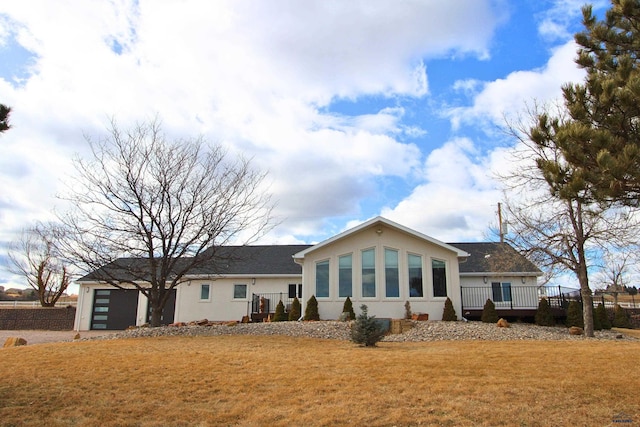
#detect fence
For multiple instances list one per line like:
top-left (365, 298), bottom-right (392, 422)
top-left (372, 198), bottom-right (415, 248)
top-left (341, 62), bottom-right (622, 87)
top-left (460, 285), bottom-right (580, 311)
top-left (0, 301), bottom-right (78, 308)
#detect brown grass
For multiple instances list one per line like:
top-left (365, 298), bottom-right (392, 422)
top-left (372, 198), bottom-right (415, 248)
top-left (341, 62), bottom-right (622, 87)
top-left (1, 336), bottom-right (639, 426)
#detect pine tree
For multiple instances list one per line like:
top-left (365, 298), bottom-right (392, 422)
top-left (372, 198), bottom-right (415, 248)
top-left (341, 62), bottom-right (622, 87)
top-left (404, 301), bottom-right (412, 319)
top-left (612, 304), bottom-right (632, 328)
top-left (535, 297), bottom-right (555, 326)
top-left (288, 297), bottom-right (301, 321)
top-left (351, 304), bottom-right (385, 347)
top-left (0, 104), bottom-right (10, 133)
top-left (566, 301), bottom-right (584, 328)
top-left (273, 300), bottom-right (287, 322)
top-left (342, 296), bottom-right (356, 320)
top-left (304, 295), bottom-right (320, 321)
top-left (442, 297), bottom-right (457, 321)
top-left (481, 299), bottom-right (499, 323)
top-left (594, 303), bottom-right (612, 330)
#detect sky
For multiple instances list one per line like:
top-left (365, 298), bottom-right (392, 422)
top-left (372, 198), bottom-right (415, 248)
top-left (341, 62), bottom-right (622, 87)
top-left (0, 0), bottom-right (608, 292)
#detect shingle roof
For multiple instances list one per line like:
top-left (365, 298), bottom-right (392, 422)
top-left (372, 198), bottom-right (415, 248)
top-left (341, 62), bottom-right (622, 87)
top-left (448, 242), bottom-right (541, 275)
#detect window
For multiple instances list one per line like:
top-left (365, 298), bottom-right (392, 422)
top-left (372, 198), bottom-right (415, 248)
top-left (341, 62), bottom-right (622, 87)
top-left (288, 284), bottom-right (302, 299)
top-left (200, 284), bottom-right (210, 301)
top-left (431, 259), bottom-right (447, 297)
top-left (339, 254), bottom-right (353, 298)
top-left (385, 249), bottom-right (399, 298)
top-left (362, 248), bottom-right (376, 297)
top-left (316, 260), bottom-right (330, 298)
top-left (234, 284), bottom-right (247, 299)
top-left (408, 254), bottom-right (423, 297)
top-left (491, 282), bottom-right (512, 302)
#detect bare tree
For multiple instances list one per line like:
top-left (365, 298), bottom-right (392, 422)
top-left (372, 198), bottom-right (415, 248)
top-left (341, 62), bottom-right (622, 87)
top-left (57, 118), bottom-right (275, 326)
top-left (7, 224), bottom-right (70, 307)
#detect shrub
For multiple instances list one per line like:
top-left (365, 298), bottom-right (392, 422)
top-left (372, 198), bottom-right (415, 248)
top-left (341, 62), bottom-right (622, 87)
top-left (304, 295), bottom-right (320, 321)
top-left (342, 297), bottom-right (356, 320)
top-left (288, 297), bottom-right (301, 321)
top-left (612, 304), bottom-right (631, 329)
top-left (351, 304), bottom-right (385, 347)
top-left (404, 301), bottom-right (412, 319)
top-left (565, 300), bottom-right (583, 328)
top-left (273, 300), bottom-right (287, 322)
top-left (593, 303), bottom-right (611, 330)
top-left (442, 297), bottom-right (457, 321)
top-left (535, 297), bottom-right (555, 326)
top-left (481, 299), bottom-right (499, 323)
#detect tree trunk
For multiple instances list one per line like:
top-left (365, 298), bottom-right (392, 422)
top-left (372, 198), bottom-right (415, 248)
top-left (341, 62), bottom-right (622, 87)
top-left (150, 305), bottom-right (163, 327)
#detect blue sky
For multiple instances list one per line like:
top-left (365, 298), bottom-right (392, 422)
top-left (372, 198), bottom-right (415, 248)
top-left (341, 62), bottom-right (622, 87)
top-left (0, 0), bottom-right (608, 291)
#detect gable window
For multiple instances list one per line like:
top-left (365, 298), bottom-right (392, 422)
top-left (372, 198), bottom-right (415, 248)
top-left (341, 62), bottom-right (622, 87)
top-left (200, 284), bottom-right (210, 301)
top-left (385, 248), bottom-right (399, 298)
top-left (408, 254), bottom-right (423, 297)
top-left (316, 260), bottom-right (330, 298)
top-left (431, 259), bottom-right (447, 297)
top-left (362, 248), bottom-right (376, 297)
top-left (234, 284), bottom-right (247, 299)
top-left (288, 284), bottom-right (302, 299)
top-left (491, 282), bottom-right (512, 303)
top-left (339, 254), bottom-right (353, 298)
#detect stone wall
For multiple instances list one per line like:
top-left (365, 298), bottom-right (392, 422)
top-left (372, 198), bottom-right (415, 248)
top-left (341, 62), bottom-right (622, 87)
top-left (0, 306), bottom-right (76, 330)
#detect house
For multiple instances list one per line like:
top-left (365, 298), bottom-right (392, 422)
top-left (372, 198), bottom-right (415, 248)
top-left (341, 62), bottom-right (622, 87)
top-left (73, 216), bottom-right (543, 330)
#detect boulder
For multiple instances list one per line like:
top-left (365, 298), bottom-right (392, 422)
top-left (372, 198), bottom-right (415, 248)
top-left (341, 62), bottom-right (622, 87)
top-left (569, 326), bottom-right (584, 335)
top-left (497, 318), bottom-right (510, 328)
top-left (74, 333), bottom-right (81, 340)
top-left (3, 337), bottom-right (27, 347)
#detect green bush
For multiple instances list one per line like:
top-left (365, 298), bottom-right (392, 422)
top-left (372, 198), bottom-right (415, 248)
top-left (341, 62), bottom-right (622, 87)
top-left (593, 303), bottom-right (611, 330)
top-left (442, 297), bottom-right (457, 321)
top-left (351, 304), bottom-right (385, 347)
top-left (565, 300), bottom-right (584, 328)
top-left (612, 304), bottom-right (631, 329)
top-left (304, 295), bottom-right (320, 321)
top-left (273, 300), bottom-right (287, 322)
top-left (481, 299), bottom-right (499, 323)
top-left (535, 297), bottom-right (555, 326)
top-left (342, 296), bottom-right (356, 320)
top-left (288, 297), bottom-right (301, 321)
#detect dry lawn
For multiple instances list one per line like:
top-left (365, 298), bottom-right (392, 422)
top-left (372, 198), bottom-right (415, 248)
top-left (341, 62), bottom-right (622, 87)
top-left (1, 335), bottom-right (639, 426)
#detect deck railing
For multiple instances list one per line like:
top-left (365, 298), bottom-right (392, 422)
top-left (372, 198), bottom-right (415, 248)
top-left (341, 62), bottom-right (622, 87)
top-left (251, 292), bottom-right (295, 314)
top-left (460, 285), bottom-right (580, 311)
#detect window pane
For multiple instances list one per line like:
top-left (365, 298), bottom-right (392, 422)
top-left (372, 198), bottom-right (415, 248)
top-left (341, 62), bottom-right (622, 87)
top-left (234, 284), bottom-right (247, 299)
top-left (339, 254), bottom-right (352, 298)
top-left (491, 282), bottom-right (502, 302)
top-left (385, 249), bottom-right (399, 298)
top-left (432, 259), bottom-right (447, 297)
top-left (298, 284), bottom-right (302, 299)
top-left (502, 283), bottom-right (512, 302)
top-left (408, 254), bottom-right (423, 297)
top-left (362, 249), bottom-right (376, 297)
top-left (201, 284), bottom-right (210, 300)
top-left (288, 284), bottom-right (297, 299)
top-left (316, 260), bottom-right (330, 298)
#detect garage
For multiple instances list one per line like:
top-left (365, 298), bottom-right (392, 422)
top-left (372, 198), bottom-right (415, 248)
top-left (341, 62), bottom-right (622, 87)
top-left (91, 289), bottom-right (139, 330)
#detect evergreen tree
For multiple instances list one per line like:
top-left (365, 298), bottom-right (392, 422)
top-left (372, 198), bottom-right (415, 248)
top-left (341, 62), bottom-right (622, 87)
top-left (566, 300), bottom-right (584, 328)
top-left (481, 299), bottom-right (499, 323)
top-left (535, 297), bottom-right (555, 326)
top-left (612, 304), bottom-right (632, 328)
top-left (351, 304), bottom-right (385, 347)
top-left (304, 295), bottom-right (320, 321)
top-left (273, 300), bottom-right (287, 322)
top-left (404, 300), bottom-right (412, 319)
top-left (288, 297), bottom-right (301, 321)
top-left (442, 297), bottom-right (457, 321)
top-left (342, 296), bottom-right (356, 320)
top-left (0, 104), bottom-right (10, 133)
top-left (595, 303), bottom-right (612, 330)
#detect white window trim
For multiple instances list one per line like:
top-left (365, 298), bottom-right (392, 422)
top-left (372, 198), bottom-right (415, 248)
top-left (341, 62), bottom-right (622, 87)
top-left (407, 252), bottom-right (425, 300)
top-left (430, 257), bottom-right (448, 299)
top-left (233, 283), bottom-right (248, 300)
top-left (199, 283), bottom-right (211, 302)
top-left (315, 258), bottom-right (331, 299)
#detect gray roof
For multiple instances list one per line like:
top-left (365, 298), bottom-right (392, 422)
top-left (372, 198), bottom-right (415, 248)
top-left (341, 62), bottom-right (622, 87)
top-left (449, 242), bottom-right (541, 275)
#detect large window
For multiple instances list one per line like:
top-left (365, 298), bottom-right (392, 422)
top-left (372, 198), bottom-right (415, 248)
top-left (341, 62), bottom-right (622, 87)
top-left (339, 254), bottom-right (353, 298)
top-left (316, 260), bottom-right (330, 298)
top-left (233, 284), bottom-right (247, 299)
top-left (385, 249), bottom-right (399, 298)
top-left (431, 259), bottom-right (447, 297)
top-left (362, 248), bottom-right (376, 297)
top-left (200, 284), bottom-right (210, 301)
top-left (408, 254), bottom-right (423, 297)
top-left (492, 282), bottom-right (512, 303)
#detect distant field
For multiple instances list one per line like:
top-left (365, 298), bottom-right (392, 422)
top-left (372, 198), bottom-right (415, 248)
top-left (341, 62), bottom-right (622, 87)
top-left (1, 335), bottom-right (639, 426)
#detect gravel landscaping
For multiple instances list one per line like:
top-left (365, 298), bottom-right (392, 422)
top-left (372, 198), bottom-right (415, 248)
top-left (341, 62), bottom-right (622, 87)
top-left (84, 320), bottom-right (637, 342)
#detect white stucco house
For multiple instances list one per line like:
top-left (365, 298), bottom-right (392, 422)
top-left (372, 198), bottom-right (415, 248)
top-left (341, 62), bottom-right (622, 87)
top-left (74, 217), bottom-right (543, 330)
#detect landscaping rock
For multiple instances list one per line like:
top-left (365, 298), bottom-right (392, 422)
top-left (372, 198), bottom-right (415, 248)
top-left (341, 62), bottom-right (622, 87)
top-left (3, 337), bottom-right (27, 347)
top-left (569, 326), bottom-right (584, 335)
top-left (497, 318), bottom-right (510, 328)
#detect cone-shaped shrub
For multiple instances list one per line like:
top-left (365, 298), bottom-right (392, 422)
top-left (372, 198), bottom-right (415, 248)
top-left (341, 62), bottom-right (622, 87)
top-left (535, 297), bottom-right (555, 326)
top-left (351, 304), bottom-right (385, 347)
top-left (404, 301), bottom-right (412, 319)
top-left (304, 295), bottom-right (320, 321)
top-left (288, 297), bottom-right (301, 321)
top-left (565, 300), bottom-right (583, 328)
top-left (481, 299), bottom-right (499, 323)
top-left (594, 303), bottom-right (611, 330)
top-left (612, 304), bottom-right (631, 328)
top-left (342, 296), bottom-right (356, 320)
top-left (273, 300), bottom-right (287, 322)
top-left (442, 297), bottom-right (457, 321)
